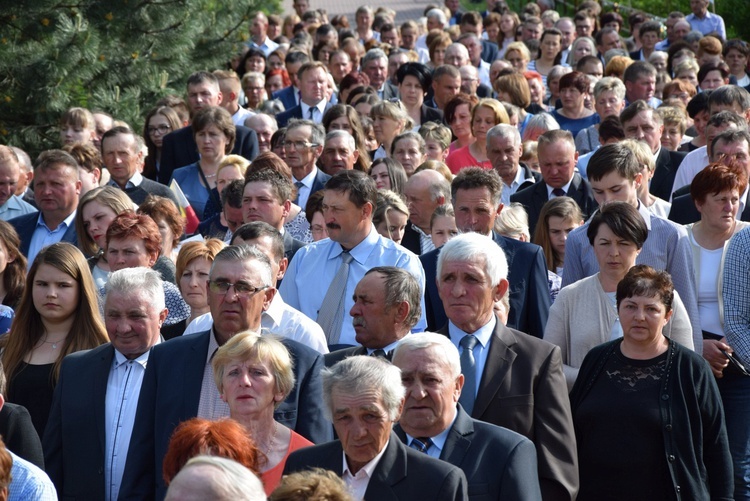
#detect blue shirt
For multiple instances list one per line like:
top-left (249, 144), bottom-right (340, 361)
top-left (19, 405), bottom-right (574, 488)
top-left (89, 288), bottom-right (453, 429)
top-left (722, 227), bottom-right (750, 361)
top-left (279, 225), bottom-right (427, 346)
top-left (550, 110), bottom-right (600, 141)
top-left (27, 210), bottom-right (76, 269)
top-left (0, 195), bottom-right (36, 222)
top-left (8, 450), bottom-right (56, 501)
top-left (448, 316), bottom-right (497, 399)
top-left (170, 163), bottom-right (211, 220)
top-left (249, 36), bottom-right (279, 56)
top-left (686, 11), bottom-right (726, 39)
top-left (107, 171), bottom-right (144, 190)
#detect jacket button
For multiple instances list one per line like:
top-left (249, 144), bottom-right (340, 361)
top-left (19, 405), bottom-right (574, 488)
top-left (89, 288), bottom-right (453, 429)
top-left (668, 455), bottom-right (675, 462)
top-left (662, 394), bottom-right (669, 400)
top-left (665, 424), bottom-right (673, 431)
top-left (676, 486), bottom-right (681, 493)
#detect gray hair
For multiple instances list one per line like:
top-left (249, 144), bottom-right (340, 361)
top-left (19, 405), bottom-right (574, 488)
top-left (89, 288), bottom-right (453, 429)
top-left (521, 112), bottom-right (560, 142)
top-left (548, 65), bottom-right (572, 82)
top-left (410, 169), bottom-right (451, 203)
top-left (487, 124), bottom-right (521, 149)
top-left (392, 131), bottom-right (426, 155)
top-left (364, 266), bottom-right (423, 330)
top-left (437, 232), bottom-right (508, 287)
top-left (393, 332), bottom-right (461, 379)
top-left (494, 202), bottom-right (530, 241)
top-left (105, 267), bottom-right (165, 311)
top-left (426, 8), bottom-right (447, 27)
top-left (362, 48), bottom-right (388, 68)
top-left (325, 130), bottom-right (356, 152)
top-left (287, 119), bottom-right (326, 148)
top-left (322, 356), bottom-right (404, 421)
top-left (593, 76), bottom-right (626, 100)
top-left (210, 245), bottom-right (273, 288)
top-left (165, 456), bottom-right (265, 501)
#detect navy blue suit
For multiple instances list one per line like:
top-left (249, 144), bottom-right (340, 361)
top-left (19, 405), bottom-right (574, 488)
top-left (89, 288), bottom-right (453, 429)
top-left (420, 232), bottom-right (551, 338)
top-left (272, 86), bottom-right (299, 111)
top-left (158, 125), bottom-right (259, 185)
top-left (9, 212), bottom-right (77, 259)
top-left (276, 101), bottom-right (333, 128)
top-left (119, 330), bottom-right (330, 500)
top-left (651, 148), bottom-right (686, 202)
top-left (296, 168), bottom-right (331, 206)
top-left (481, 40), bottom-right (499, 64)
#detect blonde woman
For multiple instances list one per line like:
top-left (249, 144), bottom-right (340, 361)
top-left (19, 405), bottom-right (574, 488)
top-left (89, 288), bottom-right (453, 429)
top-left (446, 99), bottom-right (509, 174)
top-left (370, 101), bottom-right (413, 160)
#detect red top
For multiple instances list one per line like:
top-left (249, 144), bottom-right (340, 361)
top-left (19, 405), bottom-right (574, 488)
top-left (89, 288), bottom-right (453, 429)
top-left (260, 430), bottom-right (314, 495)
top-left (445, 145), bottom-right (493, 174)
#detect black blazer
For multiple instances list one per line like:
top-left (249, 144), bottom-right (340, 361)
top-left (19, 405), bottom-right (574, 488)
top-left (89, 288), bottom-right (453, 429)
top-left (119, 330), bottom-right (331, 500)
top-left (480, 40), bottom-right (499, 63)
top-left (158, 125), bottom-right (259, 184)
top-left (394, 405), bottom-right (542, 501)
top-left (9, 211), bottom-right (77, 259)
top-left (43, 343), bottom-right (116, 500)
top-left (420, 231), bottom-right (551, 339)
top-left (420, 104), bottom-right (444, 126)
top-left (284, 431), bottom-right (469, 500)
top-left (277, 101), bottom-right (334, 128)
top-left (0, 403), bottom-right (44, 469)
top-left (283, 230), bottom-right (305, 262)
top-left (310, 167), bottom-right (331, 199)
top-left (382, 81), bottom-right (400, 101)
top-left (323, 345), bottom-right (367, 367)
top-left (668, 192), bottom-right (750, 224)
top-left (651, 148), bottom-right (687, 202)
top-left (476, 83), bottom-right (493, 98)
top-left (510, 173), bottom-right (598, 236)
top-left (400, 223), bottom-right (422, 255)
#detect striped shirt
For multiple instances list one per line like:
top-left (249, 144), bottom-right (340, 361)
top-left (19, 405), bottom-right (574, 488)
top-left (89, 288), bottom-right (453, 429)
top-left (722, 227), bottom-right (750, 361)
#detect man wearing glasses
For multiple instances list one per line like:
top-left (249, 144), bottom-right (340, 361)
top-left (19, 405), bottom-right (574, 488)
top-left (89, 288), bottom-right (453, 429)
top-left (120, 245), bottom-right (330, 500)
top-left (284, 119), bottom-right (330, 209)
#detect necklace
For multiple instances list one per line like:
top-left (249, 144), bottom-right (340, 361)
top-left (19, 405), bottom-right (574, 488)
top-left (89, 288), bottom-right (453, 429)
top-left (263, 422), bottom-right (278, 458)
top-left (41, 336), bottom-right (65, 350)
top-left (204, 172), bottom-right (217, 178)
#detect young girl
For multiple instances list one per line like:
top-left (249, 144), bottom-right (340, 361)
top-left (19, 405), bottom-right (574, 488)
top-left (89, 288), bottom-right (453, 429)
top-left (373, 190), bottom-right (410, 245)
top-left (430, 204), bottom-right (458, 249)
top-left (59, 107), bottom-right (96, 147)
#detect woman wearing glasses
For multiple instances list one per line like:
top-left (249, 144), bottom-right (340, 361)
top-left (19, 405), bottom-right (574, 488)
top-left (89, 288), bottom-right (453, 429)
top-left (142, 106), bottom-right (182, 181)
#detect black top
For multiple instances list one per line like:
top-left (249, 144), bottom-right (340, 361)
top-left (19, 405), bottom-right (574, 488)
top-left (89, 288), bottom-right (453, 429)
top-left (7, 362), bottom-right (55, 441)
top-left (575, 347), bottom-right (675, 501)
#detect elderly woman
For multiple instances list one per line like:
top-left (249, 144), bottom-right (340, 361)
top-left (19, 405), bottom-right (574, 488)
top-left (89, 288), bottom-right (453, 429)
top-left (698, 61), bottom-right (730, 92)
top-left (397, 62), bottom-right (443, 131)
top-left (322, 105), bottom-right (371, 168)
top-left (373, 190), bottom-right (409, 245)
top-left (446, 99), bottom-right (509, 174)
top-left (242, 72), bottom-right (267, 111)
top-left (171, 106), bottom-right (235, 221)
top-left (570, 265), bottom-right (733, 501)
top-left (575, 77), bottom-right (625, 154)
top-left (212, 331), bottom-right (313, 495)
top-left (551, 71), bottom-right (599, 140)
top-left (370, 101), bottom-right (413, 160)
top-left (369, 157), bottom-right (408, 195)
top-left (544, 202), bottom-right (694, 390)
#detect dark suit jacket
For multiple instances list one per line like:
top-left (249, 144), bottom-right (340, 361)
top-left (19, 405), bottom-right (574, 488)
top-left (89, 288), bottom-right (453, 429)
top-left (310, 167), bottom-right (331, 199)
top-left (158, 125), bottom-right (259, 184)
top-left (651, 148), bottom-right (686, 202)
top-left (324, 345), bottom-right (367, 367)
top-left (283, 230), bottom-right (305, 262)
top-left (120, 330), bottom-right (330, 500)
top-left (516, 163), bottom-right (542, 193)
top-left (276, 101), bottom-right (333, 128)
top-left (123, 178), bottom-right (180, 207)
top-left (284, 431), bottom-right (469, 500)
top-left (0, 403), bottom-right (44, 469)
top-left (382, 81), bottom-right (400, 101)
top-left (438, 321), bottom-right (578, 501)
top-left (400, 223), bottom-right (422, 255)
top-left (420, 104), bottom-right (444, 125)
top-left (510, 173), bottom-right (598, 236)
top-left (476, 84), bottom-right (493, 99)
top-left (272, 85), bottom-right (299, 111)
top-left (420, 232), bottom-right (551, 338)
top-left (43, 343), bottom-right (115, 500)
top-left (668, 192), bottom-right (750, 224)
top-left (395, 405), bottom-right (542, 501)
top-left (480, 40), bottom-right (499, 64)
top-left (9, 211), bottom-right (78, 259)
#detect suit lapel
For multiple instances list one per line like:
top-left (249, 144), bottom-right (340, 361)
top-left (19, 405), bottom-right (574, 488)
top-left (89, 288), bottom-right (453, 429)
top-left (365, 433), bottom-right (406, 501)
top-left (473, 323), bottom-right (516, 419)
top-left (184, 332), bottom-right (211, 416)
top-left (440, 406), bottom-right (474, 466)
top-left (94, 344), bottom-right (116, 457)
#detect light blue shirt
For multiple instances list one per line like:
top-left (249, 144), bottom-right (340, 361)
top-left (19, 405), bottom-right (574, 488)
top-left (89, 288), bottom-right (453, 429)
top-left (686, 11), bottom-right (726, 39)
top-left (0, 195), bottom-right (36, 222)
top-left (405, 409), bottom-right (457, 459)
top-left (107, 171), bottom-right (143, 190)
top-left (448, 315), bottom-right (497, 398)
top-left (7, 450), bottom-right (56, 501)
top-left (27, 210), bottom-right (76, 269)
top-left (280, 225), bottom-right (427, 346)
top-left (250, 36), bottom-right (279, 56)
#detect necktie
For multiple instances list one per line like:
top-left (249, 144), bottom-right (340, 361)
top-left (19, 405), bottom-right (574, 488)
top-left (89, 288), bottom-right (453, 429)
top-left (309, 106), bottom-right (316, 121)
top-left (410, 437), bottom-right (433, 453)
top-left (317, 252), bottom-right (354, 345)
top-left (294, 181), bottom-right (304, 204)
top-left (371, 349), bottom-right (387, 359)
top-left (552, 188), bottom-right (566, 197)
top-left (458, 335), bottom-right (478, 415)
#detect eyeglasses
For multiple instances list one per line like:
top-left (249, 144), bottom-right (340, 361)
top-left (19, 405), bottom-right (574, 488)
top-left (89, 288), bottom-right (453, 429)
top-left (283, 140), bottom-right (317, 150)
top-left (208, 281), bottom-right (268, 298)
top-left (148, 125), bottom-right (172, 136)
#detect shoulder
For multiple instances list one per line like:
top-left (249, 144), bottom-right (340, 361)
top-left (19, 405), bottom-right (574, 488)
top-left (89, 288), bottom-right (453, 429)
top-left (650, 213), bottom-right (688, 237)
top-left (164, 126), bottom-right (192, 142)
top-left (153, 329), bottom-right (210, 355)
top-left (62, 343), bottom-right (112, 365)
top-left (7, 212), bottom-right (38, 227)
top-left (172, 163), bottom-right (198, 178)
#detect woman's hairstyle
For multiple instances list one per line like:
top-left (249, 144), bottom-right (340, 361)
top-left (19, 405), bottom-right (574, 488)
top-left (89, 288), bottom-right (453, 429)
top-left (212, 331), bottom-right (295, 409)
top-left (662, 79), bottom-right (697, 100)
top-left (370, 101), bottom-right (414, 132)
top-left (494, 202), bottom-right (529, 241)
top-left (593, 76), bottom-right (626, 100)
top-left (143, 106), bottom-right (182, 180)
top-left (656, 106), bottom-right (688, 135)
top-left (533, 197), bottom-right (582, 271)
top-left (60, 107), bottom-right (95, 130)
top-left (76, 186), bottom-right (135, 256)
top-left (604, 56), bottom-right (633, 78)
top-left (62, 142), bottom-right (101, 175)
top-left (106, 211), bottom-right (162, 257)
top-left (419, 121), bottom-right (453, 150)
top-left (191, 106), bottom-right (236, 154)
top-left (495, 73), bottom-right (531, 108)
top-left (430, 202), bottom-right (455, 228)
top-left (497, 11), bottom-right (520, 45)
top-left (559, 71), bottom-right (590, 94)
top-left (697, 35), bottom-right (723, 59)
top-left (246, 151), bottom-right (293, 180)
top-left (345, 85), bottom-right (376, 106)
top-left (266, 68), bottom-right (293, 90)
top-left (698, 61), bottom-right (730, 86)
top-left (0, 439), bottom-right (11, 495)
top-left (691, 162), bottom-right (749, 206)
top-left (391, 131), bottom-right (426, 156)
top-left (616, 264), bottom-right (674, 313)
top-left (428, 32), bottom-right (453, 61)
top-left (270, 468), bottom-right (353, 501)
top-left (218, 155), bottom-right (250, 179)
top-left (137, 195), bottom-right (185, 248)
top-left (322, 104), bottom-right (371, 167)
top-left (162, 418), bottom-right (262, 485)
top-left (1, 243), bottom-right (108, 384)
top-left (339, 73), bottom-right (371, 102)
top-left (372, 189), bottom-right (410, 232)
top-left (587, 201), bottom-right (648, 250)
top-left (304, 190), bottom-right (326, 225)
top-left (505, 41), bottom-right (531, 63)
top-left (370, 158), bottom-right (408, 195)
top-left (674, 58), bottom-right (700, 77)
top-left (444, 93), bottom-right (480, 127)
top-left (566, 36), bottom-right (596, 66)
top-left (472, 98), bottom-right (510, 128)
top-left (0, 221), bottom-right (26, 309)
top-left (238, 47), bottom-right (267, 78)
top-left (396, 62), bottom-right (433, 92)
top-left (521, 112), bottom-right (560, 142)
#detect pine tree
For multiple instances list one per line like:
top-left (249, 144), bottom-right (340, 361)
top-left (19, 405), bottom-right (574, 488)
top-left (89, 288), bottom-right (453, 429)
top-left (0, 0), bottom-right (279, 157)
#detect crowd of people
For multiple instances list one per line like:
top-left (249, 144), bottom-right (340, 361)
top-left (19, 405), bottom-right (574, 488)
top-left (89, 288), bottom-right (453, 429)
top-left (0, 0), bottom-right (748, 499)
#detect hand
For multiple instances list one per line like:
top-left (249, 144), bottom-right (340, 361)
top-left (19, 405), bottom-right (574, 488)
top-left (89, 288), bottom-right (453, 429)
top-left (703, 338), bottom-right (731, 378)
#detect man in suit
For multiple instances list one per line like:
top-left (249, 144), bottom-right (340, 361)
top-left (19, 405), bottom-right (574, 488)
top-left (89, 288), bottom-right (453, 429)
top-left (487, 125), bottom-right (540, 206)
top-left (101, 126), bottom-right (180, 207)
top-left (158, 71), bottom-right (259, 184)
top-left (324, 267), bottom-right (421, 366)
top-left (9, 149), bottom-right (79, 263)
top-left (402, 170), bottom-right (451, 255)
top-left (284, 356), bottom-right (469, 500)
top-left (362, 48), bottom-right (399, 101)
top-left (120, 246), bottom-right (330, 500)
top-left (511, 130), bottom-right (597, 235)
top-left (421, 168), bottom-right (551, 338)
top-left (284, 119), bottom-right (330, 210)
top-left (272, 51), bottom-right (310, 111)
top-left (43, 268), bottom-right (167, 500)
top-left (242, 168), bottom-right (305, 262)
top-left (621, 100), bottom-right (685, 201)
top-left (276, 61), bottom-right (333, 127)
top-left (427, 65), bottom-right (462, 111)
top-left (434, 232), bottom-right (578, 501)
top-left (392, 332), bottom-right (542, 501)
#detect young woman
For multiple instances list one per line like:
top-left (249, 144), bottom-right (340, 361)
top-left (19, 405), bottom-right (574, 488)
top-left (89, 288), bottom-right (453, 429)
top-left (0, 221), bottom-right (26, 311)
top-left (446, 99), bottom-right (509, 174)
top-left (142, 106), bottom-right (183, 181)
top-left (372, 190), bottom-right (410, 245)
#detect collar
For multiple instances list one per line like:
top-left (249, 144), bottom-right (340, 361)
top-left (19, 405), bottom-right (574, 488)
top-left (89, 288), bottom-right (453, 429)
top-left (342, 438), bottom-right (389, 478)
top-left (36, 209), bottom-right (76, 232)
top-left (411, 222), bottom-right (430, 238)
top-left (447, 315), bottom-right (496, 346)
top-left (366, 339), bottom-right (401, 355)
top-left (635, 200), bottom-right (654, 230)
top-left (504, 165), bottom-right (526, 188)
top-left (546, 178), bottom-right (573, 198)
top-left (404, 408), bottom-right (457, 452)
top-left (301, 100), bottom-right (327, 115)
top-left (108, 171), bottom-right (143, 189)
top-left (205, 328), bottom-right (222, 365)
top-left (331, 224), bottom-right (377, 260)
top-left (113, 345), bottom-right (154, 370)
top-left (0, 195), bottom-right (25, 212)
top-left (262, 293), bottom-right (285, 326)
top-left (297, 166), bottom-right (318, 186)
top-left (652, 145), bottom-right (662, 161)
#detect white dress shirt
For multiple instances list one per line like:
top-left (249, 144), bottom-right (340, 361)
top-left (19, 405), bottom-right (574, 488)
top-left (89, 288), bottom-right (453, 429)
top-left (295, 166), bottom-right (319, 210)
top-left (300, 100), bottom-right (327, 124)
top-left (342, 440), bottom-right (389, 501)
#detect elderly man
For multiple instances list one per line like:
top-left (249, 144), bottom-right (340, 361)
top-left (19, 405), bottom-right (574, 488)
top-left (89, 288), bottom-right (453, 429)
top-left (328, 50), bottom-right (352, 84)
top-left (158, 71), bottom-right (258, 184)
top-left (420, 168), bottom-right (551, 339)
top-left (0, 147), bottom-right (36, 222)
top-left (284, 119), bottom-right (330, 209)
top-left (392, 332), bottom-right (542, 501)
top-left (623, 62), bottom-right (661, 108)
top-left (434, 232), bottom-right (577, 500)
top-left (165, 456), bottom-right (266, 501)
top-left (362, 48), bottom-right (398, 100)
top-left (325, 267), bottom-right (421, 365)
top-left (43, 268), bottom-right (167, 501)
top-left (427, 65), bottom-right (461, 111)
top-left (248, 11), bottom-right (279, 56)
top-left (280, 170), bottom-right (426, 348)
top-left (244, 113), bottom-right (277, 154)
top-left (456, 34), bottom-right (491, 88)
top-left (402, 170), bottom-right (451, 255)
top-left (487, 125), bottom-right (540, 205)
top-left (101, 126), bottom-right (179, 207)
top-left (320, 130), bottom-right (360, 176)
top-left (510, 130), bottom-right (597, 235)
top-left (121, 246), bottom-right (329, 499)
top-left (8, 150), bottom-right (80, 263)
top-left (276, 62), bottom-right (333, 127)
top-left (284, 356), bottom-right (469, 500)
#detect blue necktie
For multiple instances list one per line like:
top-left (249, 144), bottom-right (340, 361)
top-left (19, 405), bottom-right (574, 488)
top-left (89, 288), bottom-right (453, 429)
top-left (458, 335), bottom-right (478, 414)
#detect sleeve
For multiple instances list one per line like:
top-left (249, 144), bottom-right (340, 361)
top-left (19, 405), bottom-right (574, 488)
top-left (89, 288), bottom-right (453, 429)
top-left (561, 228), bottom-right (586, 288)
top-left (543, 295), bottom-right (579, 391)
top-left (240, 128), bottom-right (260, 161)
top-left (523, 246), bottom-right (551, 339)
top-left (437, 467), bottom-right (469, 501)
top-left (278, 251), bottom-right (301, 310)
top-left (500, 438), bottom-right (543, 501)
top-left (41, 368), bottom-right (65, 494)
top-left (722, 231), bottom-right (750, 361)
top-left (666, 229), bottom-right (702, 351)
top-left (290, 352), bottom-right (333, 444)
top-left (157, 132), bottom-right (178, 185)
top-left (662, 290), bottom-right (695, 351)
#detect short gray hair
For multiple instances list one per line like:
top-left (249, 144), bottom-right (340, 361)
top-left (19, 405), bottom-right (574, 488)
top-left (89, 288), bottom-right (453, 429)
top-left (363, 48), bottom-right (388, 68)
top-left (322, 356), bottom-right (404, 421)
top-left (593, 76), bottom-right (626, 100)
top-left (426, 8), bottom-right (447, 27)
top-left (286, 119), bottom-right (325, 147)
top-left (105, 267), bottom-right (165, 311)
top-left (487, 124), bottom-right (521, 148)
top-left (365, 266), bottom-right (422, 330)
top-left (414, 169), bottom-right (451, 203)
top-left (165, 456), bottom-right (265, 501)
top-left (393, 332), bottom-right (461, 379)
top-left (211, 245), bottom-right (273, 288)
top-left (325, 130), bottom-right (356, 152)
top-left (437, 232), bottom-right (508, 287)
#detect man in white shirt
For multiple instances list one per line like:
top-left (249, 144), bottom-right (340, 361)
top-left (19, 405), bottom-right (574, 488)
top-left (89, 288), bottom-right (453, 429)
top-left (487, 125), bottom-right (538, 206)
top-left (247, 12), bottom-right (279, 56)
top-left (43, 268), bottom-right (166, 501)
top-left (276, 62), bottom-right (331, 127)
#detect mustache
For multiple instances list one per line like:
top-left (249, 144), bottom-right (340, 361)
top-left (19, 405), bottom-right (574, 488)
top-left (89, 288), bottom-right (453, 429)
top-left (352, 316), bottom-right (366, 327)
top-left (326, 223), bottom-right (341, 230)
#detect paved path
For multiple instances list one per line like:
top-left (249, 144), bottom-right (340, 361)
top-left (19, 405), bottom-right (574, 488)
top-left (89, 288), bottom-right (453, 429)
top-left (280, 0), bottom-right (434, 25)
